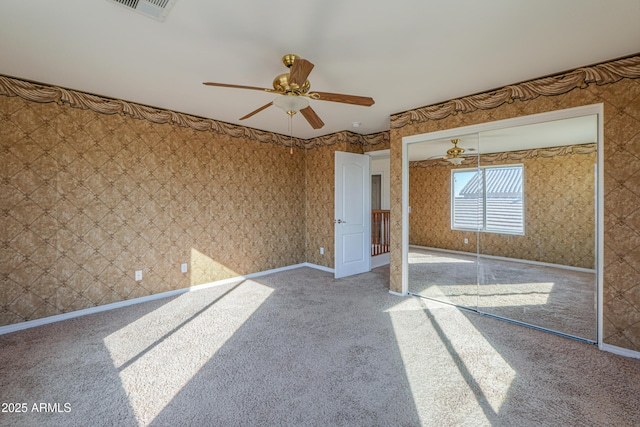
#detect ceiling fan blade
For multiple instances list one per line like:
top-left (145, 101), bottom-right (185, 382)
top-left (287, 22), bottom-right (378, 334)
top-left (300, 106), bottom-right (325, 129)
top-left (289, 59), bottom-right (315, 87)
top-left (203, 82), bottom-right (272, 92)
top-left (310, 91), bottom-right (375, 107)
top-left (239, 102), bottom-right (274, 120)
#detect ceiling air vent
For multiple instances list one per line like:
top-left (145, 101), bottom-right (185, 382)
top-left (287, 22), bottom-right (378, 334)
top-left (107, 0), bottom-right (177, 22)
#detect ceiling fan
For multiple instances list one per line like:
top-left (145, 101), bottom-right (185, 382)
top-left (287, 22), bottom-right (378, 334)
top-left (203, 54), bottom-right (375, 130)
top-left (424, 139), bottom-right (476, 165)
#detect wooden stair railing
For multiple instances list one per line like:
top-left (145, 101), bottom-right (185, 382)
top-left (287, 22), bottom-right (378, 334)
top-left (372, 210), bottom-right (390, 256)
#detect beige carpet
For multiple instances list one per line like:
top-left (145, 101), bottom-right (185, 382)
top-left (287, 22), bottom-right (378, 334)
top-left (409, 248), bottom-right (597, 341)
top-left (0, 266), bottom-right (638, 426)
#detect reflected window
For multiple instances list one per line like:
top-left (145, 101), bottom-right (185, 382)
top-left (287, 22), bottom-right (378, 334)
top-left (452, 165), bottom-right (524, 235)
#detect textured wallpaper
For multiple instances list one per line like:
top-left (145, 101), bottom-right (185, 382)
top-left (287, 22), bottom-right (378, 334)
top-left (0, 77), bottom-right (389, 327)
top-left (305, 144), bottom-right (339, 268)
top-left (0, 96), bottom-right (305, 325)
top-left (390, 60), bottom-right (640, 352)
top-left (409, 148), bottom-right (596, 269)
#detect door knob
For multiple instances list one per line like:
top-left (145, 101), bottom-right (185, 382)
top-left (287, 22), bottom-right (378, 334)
top-left (335, 219), bottom-right (347, 224)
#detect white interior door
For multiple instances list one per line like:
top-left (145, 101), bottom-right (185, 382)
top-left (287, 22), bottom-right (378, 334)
top-left (335, 151), bottom-right (371, 278)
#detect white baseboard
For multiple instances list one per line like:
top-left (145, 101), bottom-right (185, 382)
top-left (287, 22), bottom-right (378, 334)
top-left (388, 290), bottom-right (405, 297)
top-left (0, 297), bottom-right (170, 336)
top-left (301, 262), bottom-right (335, 273)
top-left (371, 253), bottom-right (390, 268)
top-left (0, 262), bottom-right (334, 336)
top-left (601, 343), bottom-right (640, 359)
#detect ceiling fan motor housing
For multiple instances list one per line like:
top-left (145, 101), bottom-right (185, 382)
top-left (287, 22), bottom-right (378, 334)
top-left (272, 74), bottom-right (310, 95)
top-left (447, 138), bottom-right (465, 159)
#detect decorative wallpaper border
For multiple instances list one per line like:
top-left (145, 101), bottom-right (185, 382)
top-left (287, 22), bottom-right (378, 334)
top-left (305, 130), bottom-right (389, 148)
top-left (391, 54), bottom-right (640, 129)
top-left (410, 143), bottom-right (597, 168)
top-left (0, 74), bottom-right (389, 150)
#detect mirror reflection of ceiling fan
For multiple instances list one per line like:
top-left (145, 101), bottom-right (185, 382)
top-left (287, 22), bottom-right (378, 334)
top-left (426, 139), bottom-right (476, 165)
top-left (203, 54), bottom-right (375, 130)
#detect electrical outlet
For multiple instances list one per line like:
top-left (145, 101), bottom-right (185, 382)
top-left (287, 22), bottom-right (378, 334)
top-left (464, 238), bottom-right (469, 244)
top-left (320, 247), bottom-right (324, 255)
top-left (181, 263), bottom-right (188, 273)
top-left (135, 270), bottom-right (142, 281)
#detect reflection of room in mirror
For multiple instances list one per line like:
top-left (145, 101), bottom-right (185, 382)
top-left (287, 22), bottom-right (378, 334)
top-left (406, 112), bottom-right (599, 343)
top-left (409, 247), bottom-right (596, 341)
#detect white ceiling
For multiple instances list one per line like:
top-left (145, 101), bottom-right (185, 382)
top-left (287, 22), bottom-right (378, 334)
top-left (0, 0), bottom-right (638, 140)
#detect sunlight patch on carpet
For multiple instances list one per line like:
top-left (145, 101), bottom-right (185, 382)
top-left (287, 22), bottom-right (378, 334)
top-left (428, 282), bottom-right (555, 306)
top-left (103, 280), bottom-right (273, 425)
top-left (477, 282), bottom-right (554, 306)
top-left (428, 302), bottom-right (516, 414)
top-left (388, 299), bottom-right (516, 423)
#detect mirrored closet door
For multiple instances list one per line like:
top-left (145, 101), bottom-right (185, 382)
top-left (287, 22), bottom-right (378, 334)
top-left (408, 133), bottom-right (480, 309)
top-left (406, 112), bottom-right (599, 342)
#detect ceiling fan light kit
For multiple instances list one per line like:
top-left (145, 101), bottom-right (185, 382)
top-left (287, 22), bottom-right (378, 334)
top-left (273, 95), bottom-right (309, 116)
top-left (446, 138), bottom-right (466, 165)
top-left (203, 54), bottom-right (374, 131)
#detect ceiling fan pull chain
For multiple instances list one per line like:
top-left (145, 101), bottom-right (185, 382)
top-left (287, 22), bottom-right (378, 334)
top-left (289, 113), bottom-right (294, 155)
